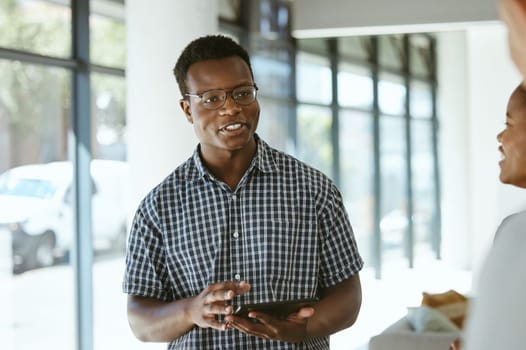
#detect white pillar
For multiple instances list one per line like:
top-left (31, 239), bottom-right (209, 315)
top-left (437, 31), bottom-right (471, 270)
top-left (126, 1), bottom-right (218, 212)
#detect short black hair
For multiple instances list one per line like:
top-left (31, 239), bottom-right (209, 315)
top-left (173, 35), bottom-right (254, 97)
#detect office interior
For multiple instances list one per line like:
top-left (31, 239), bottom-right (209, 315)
top-left (0, 0), bottom-right (524, 349)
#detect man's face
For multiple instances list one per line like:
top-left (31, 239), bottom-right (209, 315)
top-left (498, 85), bottom-right (526, 188)
top-left (180, 56), bottom-right (259, 158)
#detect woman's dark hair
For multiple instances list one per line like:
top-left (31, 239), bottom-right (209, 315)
top-left (173, 35), bottom-right (254, 97)
top-left (516, 83), bottom-right (526, 106)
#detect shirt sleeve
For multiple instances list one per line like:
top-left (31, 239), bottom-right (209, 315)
top-left (122, 196), bottom-right (173, 301)
top-left (318, 182), bottom-right (364, 288)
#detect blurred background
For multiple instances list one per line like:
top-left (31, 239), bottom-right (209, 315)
top-left (0, 0), bottom-right (524, 349)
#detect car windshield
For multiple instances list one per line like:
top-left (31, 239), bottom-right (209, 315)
top-left (0, 175), bottom-right (57, 199)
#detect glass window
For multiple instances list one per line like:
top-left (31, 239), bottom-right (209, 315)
top-left (296, 52), bottom-right (332, 105)
top-left (0, 0), bottom-right (71, 58)
top-left (297, 104), bottom-right (333, 178)
top-left (379, 35), bottom-right (403, 71)
top-left (90, 5), bottom-right (126, 69)
top-left (251, 41), bottom-right (293, 154)
top-left (0, 60), bottom-right (70, 168)
top-left (379, 73), bottom-right (406, 115)
top-left (92, 156), bottom-right (133, 348)
top-left (297, 38), bottom-right (327, 56)
top-left (338, 63), bottom-right (373, 109)
top-left (90, 72), bottom-right (135, 347)
top-left (92, 73), bottom-right (127, 160)
top-left (339, 110), bottom-right (374, 265)
top-left (257, 97), bottom-right (293, 153)
top-left (379, 115), bottom-right (408, 268)
top-left (411, 120), bottom-right (436, 260)
top-left (339, 36), bottom-right (370, 61)
top-left (0, 60), bottom-right (74, 349)
top-left (252, 55), bottom-right (292, 99)
top-left (410, 80), bottom-right (433, 119)
top-left (258, 0), bottom-right (290, 40)
top-left (410, 34), bottom-right (432, 78)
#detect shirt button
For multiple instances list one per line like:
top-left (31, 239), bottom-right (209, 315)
top-left (234, 274), bottom-right (241, 280)
top-left (232, 194), bottom-right (237, 200)
top-left (232, 231), bottom-right (239, 239)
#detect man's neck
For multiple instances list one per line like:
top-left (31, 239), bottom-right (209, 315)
top-left (200, 140), bottom-right (257, 190)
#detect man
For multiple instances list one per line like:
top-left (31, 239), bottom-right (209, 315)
top-left (462, 83), bottom-right (526, 349)
top-left (122, 34), bottom-right (363, 349)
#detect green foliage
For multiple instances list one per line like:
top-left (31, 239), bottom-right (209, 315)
top-left (92, 73), bottom-right (126, 131)
top-left (0, 0), bottom-right (126, 164)
top-left (0, 0), bottom-right (71, 57)
top-left (90, 14), bottom-right (126, 68)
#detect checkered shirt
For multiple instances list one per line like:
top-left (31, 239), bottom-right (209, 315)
top-left (123, 135), bottom-right (363, 349)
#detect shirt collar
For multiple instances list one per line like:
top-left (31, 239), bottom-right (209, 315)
top-left (187, 134), bottom-right (279, 182)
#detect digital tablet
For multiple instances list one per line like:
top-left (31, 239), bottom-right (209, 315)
top-left (233, 298), bottom-right (318, 320)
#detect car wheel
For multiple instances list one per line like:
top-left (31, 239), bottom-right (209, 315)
top-left (33, 232), bottom-right (56, 268)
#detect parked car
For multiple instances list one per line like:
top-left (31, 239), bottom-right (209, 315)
top-left (0, 160), bottom-right (129, 273)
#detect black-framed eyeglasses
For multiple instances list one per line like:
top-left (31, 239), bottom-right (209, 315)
top-left (185, 84), bottom-right (258, 110)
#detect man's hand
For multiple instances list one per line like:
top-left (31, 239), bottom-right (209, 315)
top-left (224, 306), bottom-right (315, 342)
top-left (189, 280), bottom-right (251, 331)
top-left (127, 280), bottom-right (250, 342)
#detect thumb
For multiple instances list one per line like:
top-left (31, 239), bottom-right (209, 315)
top-left (297, 307), bottom-right (315, 319)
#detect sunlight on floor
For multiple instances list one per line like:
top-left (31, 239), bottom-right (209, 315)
top-left (2, 256), bottom-right (472, 349)
top-left (330, 259), bottom-right (473, 350)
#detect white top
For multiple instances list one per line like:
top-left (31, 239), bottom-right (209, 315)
top-left (463, 211), bottom-right (526, 350)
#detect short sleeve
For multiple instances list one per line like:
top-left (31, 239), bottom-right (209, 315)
top-left (318, 183), bottom-right (364, 288)
top-left (122, 199), bottom-right (173, 301)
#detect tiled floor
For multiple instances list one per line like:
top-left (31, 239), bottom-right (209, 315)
top-left (329, 259), bottom-right (473, 350)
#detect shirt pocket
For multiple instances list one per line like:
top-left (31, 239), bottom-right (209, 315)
top-left (265, 218), bottom-right (319, 300)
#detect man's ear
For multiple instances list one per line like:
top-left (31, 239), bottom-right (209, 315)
top-left (179, 99), bottom-right (193, 124)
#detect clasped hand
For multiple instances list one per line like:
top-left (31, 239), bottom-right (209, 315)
top-left (188, 280), bottom-right (315, 342)
top-left (188, 280), bottom-right (251, 331)
top-left (225, 306), bottom-right (315, 343)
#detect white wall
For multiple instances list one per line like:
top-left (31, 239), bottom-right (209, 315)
top-left (465, 25), bottom-right (519, 274)
top-left (292, 0), bottom-right (498, 37)
top-left (438, 24), bottom-right (525, 280)
top-left (126, 1), bottom-right (218, 214)
top-left (437, 31), bottom-right (470, 269)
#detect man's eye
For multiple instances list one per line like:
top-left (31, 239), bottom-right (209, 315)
top-left (235, 89), bottom-right (252, 98)
top-left (203, 92), bottom-right (223, 104)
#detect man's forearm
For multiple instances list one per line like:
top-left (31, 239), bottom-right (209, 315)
top-left (306, 274), bottom-right (362, 338)
top-left (127, 295), bottom-right (195, 342)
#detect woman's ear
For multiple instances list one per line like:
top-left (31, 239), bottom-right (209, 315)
top-left (179, 99), bottom-right (193, 124)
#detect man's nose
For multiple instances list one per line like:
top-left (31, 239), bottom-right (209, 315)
top-left (221, 93), bottom-right (241, 112)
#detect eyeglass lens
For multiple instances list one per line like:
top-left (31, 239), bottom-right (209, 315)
top-left (200, 86), bottom-right (257, 109)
